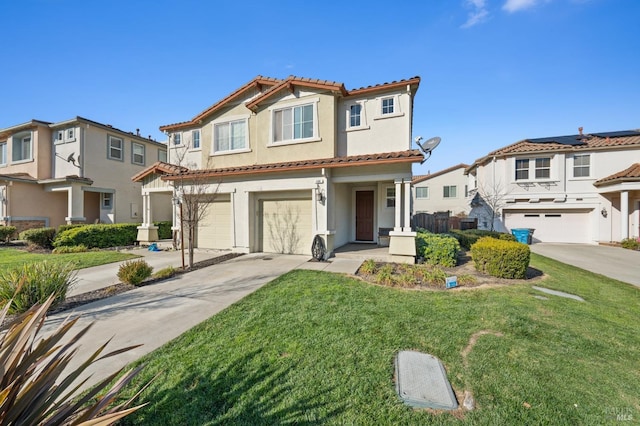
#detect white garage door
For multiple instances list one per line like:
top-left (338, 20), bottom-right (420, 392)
top-left (504, 210), bottom-right (592, 243)
top-left (197, 198), bottom-right (231, 249)
top-left (260, 197), bottom-right (312, 255)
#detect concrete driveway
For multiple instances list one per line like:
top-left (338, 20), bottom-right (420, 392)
top-left (41, 253), bottom-right (311, 392)
top-left (530, 243), bottom-right (640, 287)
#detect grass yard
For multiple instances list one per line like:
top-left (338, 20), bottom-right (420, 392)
top-left (0, 248), bottom-right (138, 270)
top-left (117, 254), bottom-right (639, 425)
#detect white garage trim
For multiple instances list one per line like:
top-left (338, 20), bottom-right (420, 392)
top-left (258, 192), bottom-right (313, 255)
top-left (504, 209), bottom-right (593, 244)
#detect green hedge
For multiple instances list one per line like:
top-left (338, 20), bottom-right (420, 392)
top-left (449, 229), bottom-right (516, 250)
top-left (19, 227), bottom-right (57, 249)
top-left (621, 238), bottom-right (640, 251)
top-left (58, 224), bottom-right (87, 234)
top-left (53, 223), bottom-right (139, 249)
top-left (0, 226), bottom-right (17, 242)
top-left (154, 221), bottom-right (173, 240)
top-left (415, 231), bottom-right (460, 267)
top-left (471, 237), bottom-right (530, 279)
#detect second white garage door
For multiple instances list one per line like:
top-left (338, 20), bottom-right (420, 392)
top-left (504, 209), bottom-right (593, 243)
top-left (260, 197), bottom-right (312, 255)
top-left (197, 197), bottom-right (231, 249)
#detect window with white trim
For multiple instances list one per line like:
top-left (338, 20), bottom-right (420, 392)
top-left (515, 159), bottom-right (529, 180)
top-left (214, 119), bottom-right (247, 153)
top-left (381, 97), bottom-right (395, 115)
top-left (535, 157), bottom-right (550, 179)
top-left (108, 135), bottom-right (123, 161)
top-left (132, 142), bottom-right (145, 165)
top-left (573, 154), bottom-right (590, 177)
top-left (443, 185), bottom-right (457, 198)
top-left (349, 104), bottom-right (361, 127)
top-left (66, 128), bottom-right (75, 141)
top-left (192, 130), bottom-right (200, 149)
top-left (173, 132), bottom-right (182, 145)
top-left (0, 142), bottom-right (6, 165)
top-left (101, 193), bottom-right (112, 209)
top-left (158, 149), bottom-right (167, 162)
top-left (12, 133), bottom-right (32, 162)
top-left (386, 187), bottom-right (396, 208)
top-left (272, 102), bottom-right (315, 143)
top-left (55, 130), bottom-right (64, 142)
top-left (416, 187), bottom-right (429, 199)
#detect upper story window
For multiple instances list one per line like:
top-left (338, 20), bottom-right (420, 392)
top-left (443, 185), bottom-right (457, 198)
top-left (515, 159), bottom-right (530, 180)
top-left (374, 94), bottom-right (403, 120)
top-left (535, 158), bottom-right (550, 179)
top-left (214, 118), bottom-right (248, 153)
top-left (173, 132), bottom-right (182, 146)
top-left (416, 187), bottom-right (429, 199)
top-left (0, 141), bottom-right (6, 165)
top-left (381, 97), bottom-right (395, 115)
top-left (132, 142), bottom-right (145, 165)
top-left (573, 154), bottom-right (590, 177)
top-left (12, 132), bottom-right (32, 162)
top-left (108, 135), bottom-right (124, 161)
top-left (66, 128), bottom-right (75, 141)
top-left (158, 149), bottom-right (167, 162)
top-left (270, 98), bottom-right (319, 145)
top-left (515, 157), bottom-right (553, 181)
top-left (350, 104), bottom-right (361, 127)
top-left (55, 130), bottom-right (64, 143)
top-left (192, 130), bottom-right (200, 149)
top-left (386, 187), bottom-right (395, 208)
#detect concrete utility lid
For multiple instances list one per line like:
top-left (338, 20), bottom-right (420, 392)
top-left (395, 350), bottom-right (458, 410)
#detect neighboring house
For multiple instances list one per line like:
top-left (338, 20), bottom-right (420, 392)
top-left (465, 128), bottom-right (640, 243)
top-left (411, 163), bottom-right (469, 215)
top-left (134, 75), bottom-right (424, 262)
top-left (0, 117), bottom-right (168, 234)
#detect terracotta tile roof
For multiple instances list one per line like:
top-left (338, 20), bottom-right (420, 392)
top-left (160, 75), bottom-right (421, 130)
top-left (159, 76), bottom-right (281, 131)
top-left (131, 161), bottom-right (190, 182)
top-left (594, 163), bottom-right (640, 186)
top-left (162, 150), bottom-right (424, 181)
top-left (0, 173), bottom-right (37, 182)
top-left (469, 130), bottom-right (640, 171)
top-left (412, 163), bottom-right (468, 184)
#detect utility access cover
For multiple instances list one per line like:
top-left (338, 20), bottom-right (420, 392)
top-left (395, 350), bottom-right (458, 410)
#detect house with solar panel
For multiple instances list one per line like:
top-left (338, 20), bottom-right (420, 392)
top-left (133, 75), bottom-right (424, 262)
top-left (465, 128), bottom-right (640, 244)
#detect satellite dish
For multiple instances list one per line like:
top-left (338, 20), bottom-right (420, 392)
top-left (415, 136), bottom-right (441, 164)
top-left (67, 153), bottom-right (75, 163)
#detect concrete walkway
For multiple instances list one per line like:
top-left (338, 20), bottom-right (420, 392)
top-left (530, 243), bottom-right (640, 287)
top-left (43, 252), bottom-right (363, 392)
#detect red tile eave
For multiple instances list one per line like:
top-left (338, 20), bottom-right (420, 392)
top-left (346, 76), bottom-right (421, 97)
top-left (161, 152), bottom-right (424, 182)
top-left (131, 161), bottom-right (189, 182)
top-left (245, 77), bottom-right (347, 111)
top-left (159, 76), bottom-right (281, 132)
top-left (594, 163), bottom-right (640, 186)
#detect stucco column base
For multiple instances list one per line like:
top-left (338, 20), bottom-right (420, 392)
top-left (136, 225), bottom-right (159, 243)
top-left (389, 231), bottom-right (417, 264)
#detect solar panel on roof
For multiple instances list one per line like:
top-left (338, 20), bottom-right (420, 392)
top-left (527, 135), bottom-right (586, 145)
top-left (592, 131), bottom-right (640, 138)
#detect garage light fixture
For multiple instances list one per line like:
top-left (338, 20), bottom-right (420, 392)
top-left (601, 207), bottom-right (607, 218)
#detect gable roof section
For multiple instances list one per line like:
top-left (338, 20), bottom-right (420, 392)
top-left (594, 163), bottom-right (640, 187)
top-left (412, 163), bottom-right (468, 185)
top-left (131, 161), bottom-right (190, 182)
top-left (468, 130), bottom-right (640, 172)
top-left (346, 76), bottom-right (421, 97)
top-left (159, 76), bottom-right (282, 132)
top-left (161, 150), bottom-right (424, 181)
top-left (245, 75), bottom-right (348, 111)
top-left (0, 120), bottom-right (52, 139)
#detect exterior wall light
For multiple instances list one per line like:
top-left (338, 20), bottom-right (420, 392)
top-left (601, 207), bottom-right (608, 218)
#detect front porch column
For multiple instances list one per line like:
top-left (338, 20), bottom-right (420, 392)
top-left (621, 190), bottom-right (629, 240)
top-left (66, 185), bottom-right (85, 224)
top-left (136, 192), bottom-right (158, 243)
top-left (389, 178), bottom-right (416, 264)
top-left (394, 179), bottom-right (402, 232)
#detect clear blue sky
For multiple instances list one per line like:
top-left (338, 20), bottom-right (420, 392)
top-left (2, 0), bottom-right (638, 174)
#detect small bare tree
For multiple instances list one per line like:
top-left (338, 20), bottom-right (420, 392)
top-left (169, 143), bottom-right (220, 268)
top-left (470, 179), bottom-right (511, 231)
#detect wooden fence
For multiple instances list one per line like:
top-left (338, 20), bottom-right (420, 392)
top-left (412, 212), bottom-right (477, 233)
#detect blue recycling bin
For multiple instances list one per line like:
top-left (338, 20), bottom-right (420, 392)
top-left (511, 228), bottom-right (531, 244)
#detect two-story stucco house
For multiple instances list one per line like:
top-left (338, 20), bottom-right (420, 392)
top-left (465, 129), bottom-right (640, 243)
top-left (134, 75), bottom-right (424, 262)
top-left (0, 117), bottom-right (168, 234)
top-left (411, 163), bottom-right (470, 215)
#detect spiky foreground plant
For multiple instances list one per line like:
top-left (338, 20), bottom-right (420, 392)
top-left (0, 294), bottom-right (150, 425)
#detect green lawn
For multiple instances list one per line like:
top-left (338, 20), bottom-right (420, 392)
top-left (0, 248), bottom-right (138, 270)
top-left (117, 254), bottom-right (639, 425)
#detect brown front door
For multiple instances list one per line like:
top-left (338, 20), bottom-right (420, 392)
top-left (355, 191), bottom-right (374, 241)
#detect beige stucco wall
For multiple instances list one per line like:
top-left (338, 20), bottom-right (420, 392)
top-left (5, 181), bottom-right (68, 229)
top-left (413, 167), bottom-right (470, 215)
top-left (1, 124), bottom-right (52, 179)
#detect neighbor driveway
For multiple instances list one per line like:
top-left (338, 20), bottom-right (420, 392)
top-left (530, 243), bottom-right (640, 287)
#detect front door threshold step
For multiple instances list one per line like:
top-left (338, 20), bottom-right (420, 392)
top-left (395, 350), bottom-right (458, 410)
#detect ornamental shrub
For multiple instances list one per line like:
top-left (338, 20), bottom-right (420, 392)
top-left (54, 223), bottom-right (139, 248)
top-left (449, 229), bottom-right (516, 250)
top-left (0, 225), bottom-right (17, 242)
top-left (471, 237), bottom-right (530, 279)
top-left (118, 259), bottom-right (153, 286)
top-left (415, 231), bottom-right (460, 267)
top-left (620, 238), bottom-right (640, 251)
top-left (19, 227), bottom-right (56, 249)
top-left (52, 244), bottom-right (89, 254)
top-left (0, 261), bottom-right (76, 314)
top-left (154, 221), bottom-right (173, 240)
top-left (57, 223), bottom-right (86, 233)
